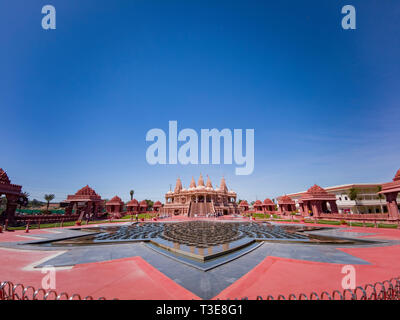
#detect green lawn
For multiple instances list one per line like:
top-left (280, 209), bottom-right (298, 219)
top-left (120, 213), bottom-right (154, 220)
top-left (304, 219), bottom-right (399, 229)
top-left (7, 214), bottom-right (154, 231)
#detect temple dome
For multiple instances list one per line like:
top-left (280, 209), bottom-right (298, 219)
top-left (107, 196), bottom-right (123, 206)
top-left (0, 168), bottom-right (11, 185)
top-left (239, 200), bottom-right (249, 206)
top-left (394, 169), bottom-right (400, 182)
top-left (75, 185), bottom-right (98, 196)
top-left (263, 198), bottom-right (274, 205)
top-left (254, 200), bottom-right (262, 206)
top-left (153, 201), bottom-right (162, 207)
top-left (139, 200), bottom-right (148, 207)
top-left (127, 199), bottom-right (139, 206)
top-left (279, 195), bottom-right (293, 202)
top-left (307, 184), bottom-right (328, 194)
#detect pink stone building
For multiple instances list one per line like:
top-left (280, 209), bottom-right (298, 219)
top-left (277, 195), bottom-right (296, 215)
top-left (126, 199), bottom-right (139, 214)
top-left (262, 198), bottom-right (276, 213)
top-left (106, 196), bottom-right (124, 218)
top-left (379, 169), bottom-right (400, 220)
top-left (0, 168), bottom-right (24, 224)
top-left (253, 200), bottom-right (263, 212)
top-left (161, 175), bottom-right (239, 216)
top-left (298, 185), bottom-right (338, 217)
top-left (153, 201), bottom-right (163, 212)
top-left (63, 185), bottom-right (105, 219)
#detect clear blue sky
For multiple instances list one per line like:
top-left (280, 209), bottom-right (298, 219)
top-left (1, 0), bottom-right (399, 202)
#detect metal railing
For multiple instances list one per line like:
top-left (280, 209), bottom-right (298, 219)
top-left (2, 277), bottom-right (400, 300)
top-left (0, 281), bottom-right (107, 300)
top-left (230, 277), bottom-right (400, 300)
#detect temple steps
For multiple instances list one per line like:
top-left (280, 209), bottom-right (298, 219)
top-left (189, 201), bottom-right (215, 217)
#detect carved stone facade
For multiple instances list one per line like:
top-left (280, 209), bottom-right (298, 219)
top-left (239, 200), bottom-right (249, 212)
top-left (278, 195), bottom-right (296, 215)
top-left (63, 185), bottom-right (105, 219)
top-left (106, 196), bottom-right (124, 218)
top-left (162, 175), bottom-right (239, 216)
top-left (0, 168), bottom-right (23, 224)
top-left (126, 199), bottom-right (139, 214)
top-left (298, 184), bottom-right (338, 217)
top-left (262, 198), bottom-right (276, 213)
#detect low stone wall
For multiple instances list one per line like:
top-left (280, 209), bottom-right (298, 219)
top-left (15, 214), bottom-right (80, 224)
top-left (312, 213), bottom-right (399, 226)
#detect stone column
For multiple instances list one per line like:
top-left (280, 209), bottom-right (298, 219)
top-left (311, 201), bottom-right (321, 218)
top-left (73, 202), bottom-right (79, 216)
top-left (86, 202), bottom-right (92, 215)
top-left (5, 195), bottom-right (18, 225)
top-left (65, 204), bottom-right (73, 215)
top-left (385, 192), bottom-right (399, 219)
top-left (298, 203), bottom-right (304, 216)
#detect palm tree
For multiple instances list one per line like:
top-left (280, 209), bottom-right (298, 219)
top-left (44, 194), bottom-right (55, 212)
top-left (376, 185), bottom-right (384, 214)
top-left (348, 188), bottom-right (359, 214)
top-left (130, 190), bottom-right (134, 201)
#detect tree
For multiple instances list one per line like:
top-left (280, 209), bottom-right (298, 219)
top-left (29, 199), bottom-right (43, 208)
top-left (0, 196), bottom-right (7, 215)
top-left (130, 190), bottom-right (134, 201)
top-left (18, 192), bottom-right (30, 210)
top-left (145, 199), bottom-right (154, 209)
top-left (348, 188), bottom-right (359, 214)
top-left (44, 194), bottom-right (55, 211)
top-left (376, 185), bottom-right (384, 214)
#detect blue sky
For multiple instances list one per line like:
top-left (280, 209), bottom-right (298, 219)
top-left (1, 0), bottom-right (399, 202)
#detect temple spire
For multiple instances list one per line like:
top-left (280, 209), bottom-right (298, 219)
top-left (206, 175), bottom-right (213, 189)
top-left (174, 177), bottom-right (182, 193)
top-left (198, 173), bottom-right (205, 187)
top-left (189, 176), bottom-right (196, 188)
top-left (220, 176), bottom-right (228, 192)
